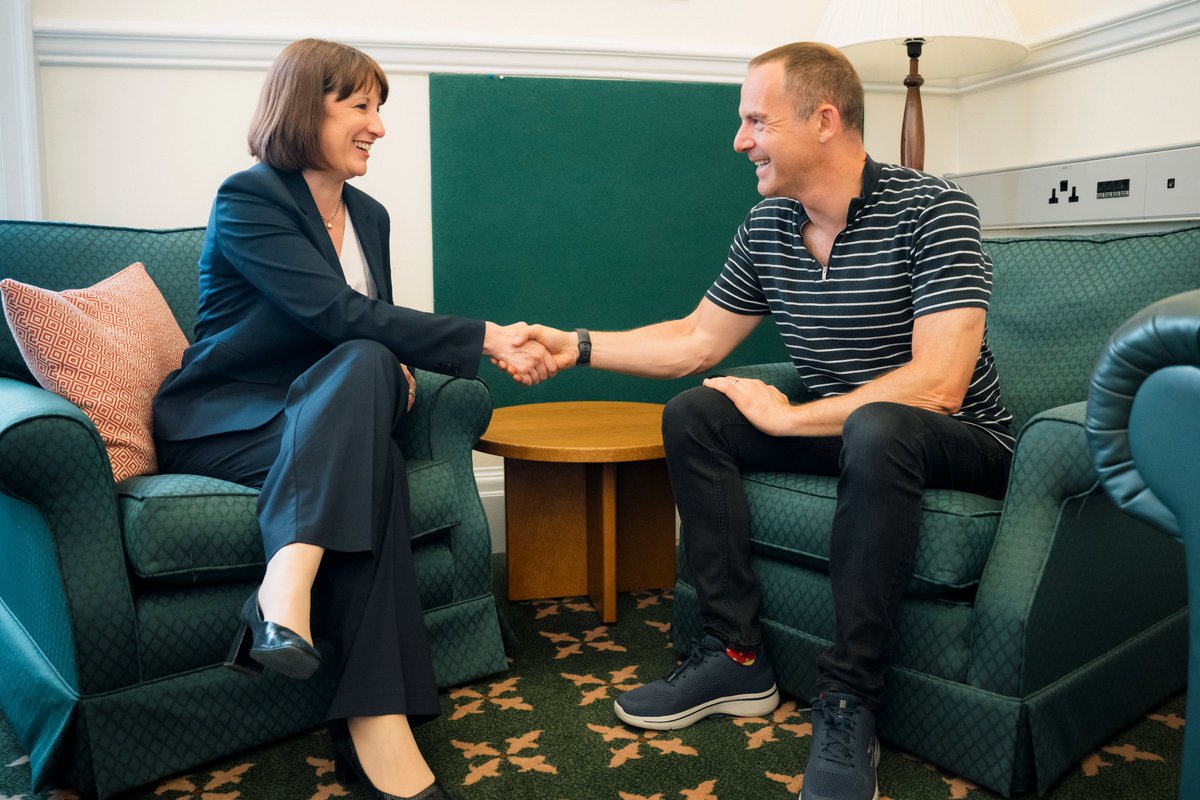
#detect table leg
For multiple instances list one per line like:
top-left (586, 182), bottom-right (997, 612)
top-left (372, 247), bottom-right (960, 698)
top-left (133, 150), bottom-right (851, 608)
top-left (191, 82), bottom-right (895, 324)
top-left (615, 459), bottom-right (676, 593)
top-left (587, 463), bottom-right (618, 622)
top-left (502, 456), bottom-right (676, 621)
top-left (503, 459), bottom-right (588, 600)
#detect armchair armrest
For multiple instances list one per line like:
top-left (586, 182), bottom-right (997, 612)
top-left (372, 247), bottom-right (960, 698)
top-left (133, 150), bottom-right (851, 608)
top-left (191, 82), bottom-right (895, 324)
top-left (970, 402), bottom-right (1095, 696)
top-left (969, 400), bottom-right (1185, 696)
top-left (397, 369), bottom-right (494, 599)
top-left (1087, 288), bottom-right (1200, 538)
top-left (0, 378), bottom-right (139, 692)
top-left (398, 369), bottom-right (492, 467)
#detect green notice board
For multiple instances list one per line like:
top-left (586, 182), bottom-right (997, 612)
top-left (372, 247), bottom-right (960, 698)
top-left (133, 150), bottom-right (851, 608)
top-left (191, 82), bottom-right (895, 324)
top-left (429, 74), bottom-right (789, 408)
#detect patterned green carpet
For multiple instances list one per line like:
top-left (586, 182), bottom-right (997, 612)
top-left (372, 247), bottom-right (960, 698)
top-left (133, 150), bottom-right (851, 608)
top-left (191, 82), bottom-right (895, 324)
top-left (0, 560), bottom-right (1184, 799)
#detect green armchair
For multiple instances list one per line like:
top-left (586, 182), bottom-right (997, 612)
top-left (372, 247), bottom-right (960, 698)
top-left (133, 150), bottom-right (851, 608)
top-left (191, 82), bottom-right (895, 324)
top-left (1088, 288), bottom-right (1200, 800)
top-left (0, 220), bottom-right (507, 798)
top-left (672, 225), bottom-right (1200, 796)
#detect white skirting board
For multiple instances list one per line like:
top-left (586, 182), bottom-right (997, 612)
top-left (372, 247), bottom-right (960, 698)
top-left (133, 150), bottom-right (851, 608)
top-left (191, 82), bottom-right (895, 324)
top-left (474, 465), bottom-right (507, 554)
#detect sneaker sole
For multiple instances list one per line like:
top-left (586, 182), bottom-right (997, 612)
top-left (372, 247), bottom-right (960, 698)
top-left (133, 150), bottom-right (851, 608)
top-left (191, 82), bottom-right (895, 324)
top-left (800, 785), bottom-right (879, 800)
top-left (614, 684), bottom-right (780, 730)
top-left (800, 789), bottom-right (879, 800)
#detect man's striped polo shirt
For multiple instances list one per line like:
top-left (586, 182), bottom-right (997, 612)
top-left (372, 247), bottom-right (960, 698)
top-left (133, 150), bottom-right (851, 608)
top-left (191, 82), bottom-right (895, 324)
top-left (706, 157), bottom-right (1014, 450)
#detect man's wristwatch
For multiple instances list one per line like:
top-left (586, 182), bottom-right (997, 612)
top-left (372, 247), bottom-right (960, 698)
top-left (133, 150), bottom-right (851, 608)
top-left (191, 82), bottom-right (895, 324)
top-left (575, 328), bottom-right (592, 367)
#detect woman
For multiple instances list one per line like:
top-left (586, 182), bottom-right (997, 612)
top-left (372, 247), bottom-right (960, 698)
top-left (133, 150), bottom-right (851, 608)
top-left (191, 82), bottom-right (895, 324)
top-left (153, 39), bottom-right (550, 800)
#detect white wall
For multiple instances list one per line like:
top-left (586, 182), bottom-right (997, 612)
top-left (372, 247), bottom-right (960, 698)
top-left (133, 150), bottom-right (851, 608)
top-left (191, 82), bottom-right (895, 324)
top-left (38, 65), bottom-right (262, 225)
top-left (957, 33), bottom-right (1200, 172)
top-left (0, 0), bottom-right (40, 218)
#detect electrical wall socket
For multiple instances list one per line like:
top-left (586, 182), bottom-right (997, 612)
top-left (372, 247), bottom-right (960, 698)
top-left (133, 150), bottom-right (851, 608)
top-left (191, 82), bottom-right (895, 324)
top-left (947, 143), bottom-right (1200, 230)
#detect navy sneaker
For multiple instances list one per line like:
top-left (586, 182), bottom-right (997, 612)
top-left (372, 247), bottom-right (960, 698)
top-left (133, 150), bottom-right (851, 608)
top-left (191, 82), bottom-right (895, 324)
top-left (614, 634), bottom-right (780, 730)
top-left (800, 692), bottom-right (880, 800)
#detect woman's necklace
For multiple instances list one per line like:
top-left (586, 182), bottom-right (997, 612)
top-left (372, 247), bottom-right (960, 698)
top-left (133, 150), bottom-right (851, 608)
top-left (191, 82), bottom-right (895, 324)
top-left (321, 196), bottom-right (343, 230)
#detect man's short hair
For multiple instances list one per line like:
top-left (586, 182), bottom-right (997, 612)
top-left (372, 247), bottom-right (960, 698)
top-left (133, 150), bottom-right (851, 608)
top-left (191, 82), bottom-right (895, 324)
top-left (248, 39), bottom-right (390, 172)
top-left (749, 42), bottom-right (864, 134)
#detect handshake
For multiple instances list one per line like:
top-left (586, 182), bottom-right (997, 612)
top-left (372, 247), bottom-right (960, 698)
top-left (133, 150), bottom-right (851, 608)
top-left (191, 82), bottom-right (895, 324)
top-left (483, 321), bottom-right (578, 386)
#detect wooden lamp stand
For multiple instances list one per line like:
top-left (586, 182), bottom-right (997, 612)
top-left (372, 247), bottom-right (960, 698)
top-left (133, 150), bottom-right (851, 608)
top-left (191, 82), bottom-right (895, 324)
top-left (901, 38), bottom-right (926, 171)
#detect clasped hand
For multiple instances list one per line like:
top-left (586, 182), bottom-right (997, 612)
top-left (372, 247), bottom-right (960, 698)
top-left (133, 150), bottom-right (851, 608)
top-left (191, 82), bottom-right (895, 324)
top-left (484, 322), bottom-right (565, 386)
top-left (489, 323), bottom-right (576, 385)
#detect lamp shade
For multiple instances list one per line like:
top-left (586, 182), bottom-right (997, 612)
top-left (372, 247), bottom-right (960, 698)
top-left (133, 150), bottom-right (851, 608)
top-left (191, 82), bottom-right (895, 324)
top-left (816, 0), bottom-right (1027, 80)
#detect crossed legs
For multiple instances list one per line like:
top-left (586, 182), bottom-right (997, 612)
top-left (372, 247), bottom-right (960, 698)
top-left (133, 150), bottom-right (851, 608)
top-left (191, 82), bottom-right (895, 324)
top-left (158, 339), bottom-right (441, 797)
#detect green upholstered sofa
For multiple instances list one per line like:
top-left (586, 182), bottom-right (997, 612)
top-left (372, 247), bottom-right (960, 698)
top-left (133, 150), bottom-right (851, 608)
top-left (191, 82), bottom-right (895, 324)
top-left (0, 220), bottom-right (508, 798)
top-left (671, 225), bottom-right (1200, 797)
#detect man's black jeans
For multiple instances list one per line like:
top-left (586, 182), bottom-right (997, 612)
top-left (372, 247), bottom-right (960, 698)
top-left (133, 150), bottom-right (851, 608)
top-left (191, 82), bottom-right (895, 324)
top-left (662, 386), bottom-right (1013, 707)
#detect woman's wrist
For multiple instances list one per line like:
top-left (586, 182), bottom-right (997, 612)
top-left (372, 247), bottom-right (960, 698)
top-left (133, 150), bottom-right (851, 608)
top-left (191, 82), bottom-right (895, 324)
top-left (481, 321), bottom-right (502, 356)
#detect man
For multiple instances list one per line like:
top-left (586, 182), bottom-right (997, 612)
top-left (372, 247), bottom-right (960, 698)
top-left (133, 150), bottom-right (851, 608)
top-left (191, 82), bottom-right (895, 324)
top-left (505, 42), bottom-right (1013, 800)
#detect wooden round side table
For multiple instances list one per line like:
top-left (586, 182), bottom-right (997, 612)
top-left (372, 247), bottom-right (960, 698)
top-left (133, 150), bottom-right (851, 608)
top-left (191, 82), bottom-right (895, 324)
top-left (476, 401), bottom-right (677, 622)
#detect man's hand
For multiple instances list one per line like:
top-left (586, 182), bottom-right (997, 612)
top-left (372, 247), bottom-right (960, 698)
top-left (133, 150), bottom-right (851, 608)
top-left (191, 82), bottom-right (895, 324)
top-left (523, 325), bottom-right (579, 371)
top-left (702, 375), bottom-right (795, 437)
top-left (483, 321), bottom-right (559, 385)
top-left (492, 324), bottom-right (579, 378)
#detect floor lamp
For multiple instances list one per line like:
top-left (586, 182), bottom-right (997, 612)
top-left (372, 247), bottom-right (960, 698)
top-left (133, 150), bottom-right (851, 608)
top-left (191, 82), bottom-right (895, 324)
top-left (816, 0), bottom-right (1027, 171)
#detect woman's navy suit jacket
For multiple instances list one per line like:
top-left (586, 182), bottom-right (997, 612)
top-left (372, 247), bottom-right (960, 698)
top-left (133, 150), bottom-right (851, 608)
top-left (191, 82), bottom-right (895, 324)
top-left (154, 163), bottom-right (484, 442)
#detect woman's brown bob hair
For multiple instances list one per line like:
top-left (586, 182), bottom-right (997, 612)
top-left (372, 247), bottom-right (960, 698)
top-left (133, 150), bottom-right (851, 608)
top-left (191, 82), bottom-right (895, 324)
top-left (248, 39), bottom-right (389, 172)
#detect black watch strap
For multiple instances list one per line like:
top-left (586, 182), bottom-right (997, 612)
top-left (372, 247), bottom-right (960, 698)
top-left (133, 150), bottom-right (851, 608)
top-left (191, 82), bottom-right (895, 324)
top-left (575, 328), bottom-right (592, 367)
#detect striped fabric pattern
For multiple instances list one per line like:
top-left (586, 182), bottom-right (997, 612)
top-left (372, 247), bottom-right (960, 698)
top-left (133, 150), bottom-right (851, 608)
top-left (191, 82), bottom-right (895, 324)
top-left (706, 158), bottom-right (1014, 449)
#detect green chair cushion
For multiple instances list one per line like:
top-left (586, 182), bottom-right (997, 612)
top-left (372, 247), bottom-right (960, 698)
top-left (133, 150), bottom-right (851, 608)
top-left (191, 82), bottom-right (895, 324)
top-left (120, 460), bottom-right (461, 584)
top-left (744, 471), bottom-right (1003, 594)
top-left (119, 474), bottom-right (263, 584)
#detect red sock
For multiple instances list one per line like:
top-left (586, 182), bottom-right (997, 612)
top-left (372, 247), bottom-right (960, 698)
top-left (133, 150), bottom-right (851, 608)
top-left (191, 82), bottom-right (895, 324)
top-left (725, 646), bottom-right (758, 666)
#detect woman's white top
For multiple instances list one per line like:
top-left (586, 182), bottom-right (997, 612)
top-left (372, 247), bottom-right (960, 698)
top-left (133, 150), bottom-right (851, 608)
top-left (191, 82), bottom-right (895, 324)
top-left (340, 212), bottom-right (377, 299)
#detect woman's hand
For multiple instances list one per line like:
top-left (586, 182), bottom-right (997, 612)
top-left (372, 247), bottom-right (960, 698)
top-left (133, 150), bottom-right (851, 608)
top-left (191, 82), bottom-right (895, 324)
top-left (482, 321), bottom-right (558, 385)
top-left (401, 363), bottom-right (416, 411)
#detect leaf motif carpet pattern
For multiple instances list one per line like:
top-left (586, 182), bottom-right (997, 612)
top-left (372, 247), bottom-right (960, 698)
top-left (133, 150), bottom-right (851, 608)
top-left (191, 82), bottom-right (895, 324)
top-left (0, 559), bottom-right (1183, 799)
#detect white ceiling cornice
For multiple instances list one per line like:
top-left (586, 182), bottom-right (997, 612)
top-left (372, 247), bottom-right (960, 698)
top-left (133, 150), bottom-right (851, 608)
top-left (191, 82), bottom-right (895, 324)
top-left (959, 0), bottom-right (1200, 93)
top-left (32, 21), bottom-right (755, 83)
top-left (32, 0), bottom-right (1200, 91)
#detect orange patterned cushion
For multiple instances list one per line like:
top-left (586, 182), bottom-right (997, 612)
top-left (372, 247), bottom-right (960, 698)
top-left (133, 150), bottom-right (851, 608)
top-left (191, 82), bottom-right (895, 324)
top-left (0, 263), bottom-right (188, 482)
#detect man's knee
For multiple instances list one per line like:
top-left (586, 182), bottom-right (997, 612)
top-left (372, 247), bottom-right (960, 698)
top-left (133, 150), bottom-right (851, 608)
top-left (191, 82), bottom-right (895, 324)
top-left (842, 402), bottom-right (914, 445)
top-left (662, 386), bottom-right (730, 452)
top-left (840, 403), bottom-right (925, 472)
